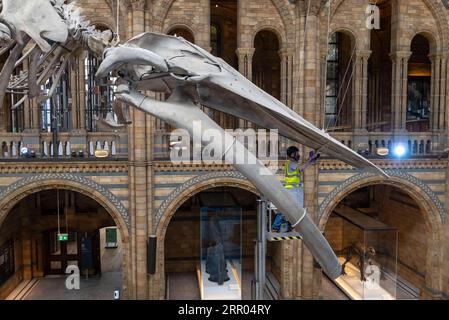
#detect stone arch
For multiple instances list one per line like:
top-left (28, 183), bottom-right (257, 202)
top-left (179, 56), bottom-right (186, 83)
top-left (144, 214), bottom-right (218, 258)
top-left (330, 27), bottom-right (358, 49)
top-left (152, 171), bottom-right (258, 299)
top-left (155, 171), bottom-right (258, 238)
top-left (165, 22), bottom-right (198, 42)
top-left (90, 20), bottom-right (116, 33)
top-left (154, 0), bottom-right (295, 43)
top-left (318, 170), bottom-right (445, 231)
top-left (320, 25), bottom-right (361, 55)
top-left (408, 30), bottom-right (439, 54)
top-left (330, 0), bottom-right (367, 17)
top-left (330, 0), bottom-right (448, 49)
top-left (0, 173), bottom-right (130, 240)
top-left (103, 0), bottom-right (129, 39)
top-left (268, 0), bottom-right (295, 44)
top-left (251, 24), bottom-right (286, 50)
top-left (318, 169), bottom-right (446, 295)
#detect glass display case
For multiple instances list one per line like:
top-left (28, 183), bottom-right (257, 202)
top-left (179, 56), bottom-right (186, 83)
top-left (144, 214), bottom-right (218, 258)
top-left (199, 205), bottom-right (242, 300)
top-left (330, 206), bottom-right (398, 300)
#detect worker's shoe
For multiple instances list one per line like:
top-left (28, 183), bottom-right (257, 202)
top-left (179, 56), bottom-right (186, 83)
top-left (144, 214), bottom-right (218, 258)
top-left (279, 222), bottom-right (291, 233)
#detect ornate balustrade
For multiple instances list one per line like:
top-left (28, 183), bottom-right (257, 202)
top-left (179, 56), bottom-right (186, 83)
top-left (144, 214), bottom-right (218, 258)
top-left (0, 132), bottom-right (128, 159)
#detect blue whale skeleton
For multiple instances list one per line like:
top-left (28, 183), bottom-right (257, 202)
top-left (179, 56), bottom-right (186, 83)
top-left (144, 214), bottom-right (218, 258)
top-left (0, 0), bottom-right (389, 280)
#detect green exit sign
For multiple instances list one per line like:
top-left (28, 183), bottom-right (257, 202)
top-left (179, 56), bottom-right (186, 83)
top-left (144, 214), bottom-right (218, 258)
top-left (58, 233), bottom-right (69, 241)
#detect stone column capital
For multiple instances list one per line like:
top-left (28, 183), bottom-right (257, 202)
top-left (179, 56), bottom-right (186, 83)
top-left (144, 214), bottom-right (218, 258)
top-left (278, 48), bottom-right (294, 59)
top-left (236, 47), bottom-right (255, 58)
top-left (389, 51), bottom-right (412, 61)
top-left (127, 0), bottom-right (145, 11)
top-left (428, 53), bottom-right (442, 62)
top-left (440, 51), bottom-right (449, 59)
top-left (355, 50), bottom-right (372, 59)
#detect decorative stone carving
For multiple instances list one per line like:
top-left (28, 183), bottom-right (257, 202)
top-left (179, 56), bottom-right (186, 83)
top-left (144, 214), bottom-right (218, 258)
top-left (155, 171), bottom-right (256, 228)
top-left (318, 169), bottom-right (446, 224)
top-left (0, 173), bottom-right (130, 228)
top-left (0, 162), bottom-right (129, 174)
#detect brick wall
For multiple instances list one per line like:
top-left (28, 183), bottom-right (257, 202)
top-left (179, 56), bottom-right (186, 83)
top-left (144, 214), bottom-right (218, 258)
top-left (238, 0), bottom-right (285, 48)
top-left (324, 215), bottom-right (344, 251)
top-left (396, 0), bottom-right (439, 51)
top-left (379, 192), bottom-right (428, 290)
top-left (163, 0), bottom-right (210, 48)
top-left (75, 0), bottom-right (116, 30)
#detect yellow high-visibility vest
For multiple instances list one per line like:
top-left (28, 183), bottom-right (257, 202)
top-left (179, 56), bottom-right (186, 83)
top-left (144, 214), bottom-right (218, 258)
top-left (283, 160), bottom-right (302, 189)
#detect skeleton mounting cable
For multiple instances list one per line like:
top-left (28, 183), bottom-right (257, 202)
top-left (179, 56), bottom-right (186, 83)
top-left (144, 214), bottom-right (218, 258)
top-left (325, 44), bottom-right (357, 130)
top-left (116, 0), bottom-right (120, 43)
top-left (332, 52), bottom-right (357, 129)
top-left (57, 188), bottom-right (61, 235)
top-left (65, 191), bottom-right (68, 234)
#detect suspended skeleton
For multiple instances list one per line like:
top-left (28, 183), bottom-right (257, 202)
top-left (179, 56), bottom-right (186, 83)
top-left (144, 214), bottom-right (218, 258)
top-left (0, 0), bottom-right (389, 280)
top-left (0, 0), bottom-right (118, 125)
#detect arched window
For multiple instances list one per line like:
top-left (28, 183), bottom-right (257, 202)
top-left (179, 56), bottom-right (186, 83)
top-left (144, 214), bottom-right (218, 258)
top-left (325, 32), bottom-right (354, 131)
top-left (253, 30), bottom-right (281, 100)
top-left (85, 53), bottom-right (116, 132)
top-left (82, 25), bottom-right (117, 132)
top-left (41, 67), bottom-right (71, 132)
top-left (407, 35), bottom-right (431, 132)
top-left (168, 27), bottom-right (195, 43)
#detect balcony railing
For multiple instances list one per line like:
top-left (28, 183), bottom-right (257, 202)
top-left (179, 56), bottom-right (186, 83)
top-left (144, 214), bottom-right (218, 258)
top-left (153, 130), bottom-right (291, 161)
top-left (332, 131), bottom-right (442, 157)
top-left (154, 130), bottom-right (445, 161)
top-left (0, 132), bottom-right (128, 160)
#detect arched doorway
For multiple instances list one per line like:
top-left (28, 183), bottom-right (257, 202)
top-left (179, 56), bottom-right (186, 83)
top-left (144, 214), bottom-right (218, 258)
top-left (253, 30), bottom-right (281, 100)
top-left (322, 183), bottom-right (442, 299)
top-left (162, 186), bottom-right (259, 300)
top-left (0, 186), bottom-right (128, 300)
top-left (325, 31), bottom-right (355, 131)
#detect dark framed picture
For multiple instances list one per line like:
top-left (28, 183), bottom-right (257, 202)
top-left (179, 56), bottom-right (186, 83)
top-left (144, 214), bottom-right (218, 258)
top-left (407, 77), bottom-right (431, 120)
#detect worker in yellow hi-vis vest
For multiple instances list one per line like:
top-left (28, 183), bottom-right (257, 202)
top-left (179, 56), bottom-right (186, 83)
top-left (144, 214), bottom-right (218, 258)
top-left (272, 146), bottom-right (320, 233)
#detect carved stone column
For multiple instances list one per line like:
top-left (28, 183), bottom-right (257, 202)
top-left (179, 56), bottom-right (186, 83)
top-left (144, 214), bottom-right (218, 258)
top-left (236, 48), bottom-right (255, 127)
top-left (31, 98), bottom-right (40, 131)
top-left (390, 51), bottom-right (411, 133)
top-left (236, 48), bottom-right (255, 81)
top-left (279, 49), bottom-right (294, 108)
top-left (438, 55), bottom-right (447, 132)
top-left (128, 0), bottom-right (149, 300)
top-left (445, 53), bottom-right (449, 151)
top-left (429, 54), bottom-right (445, 133)
top-left (300, 3), bottom-right (320, 299)
top-left (199, 0), bottom-right (211, 50)
top-left (353, 50), bottom-right (371, 151)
